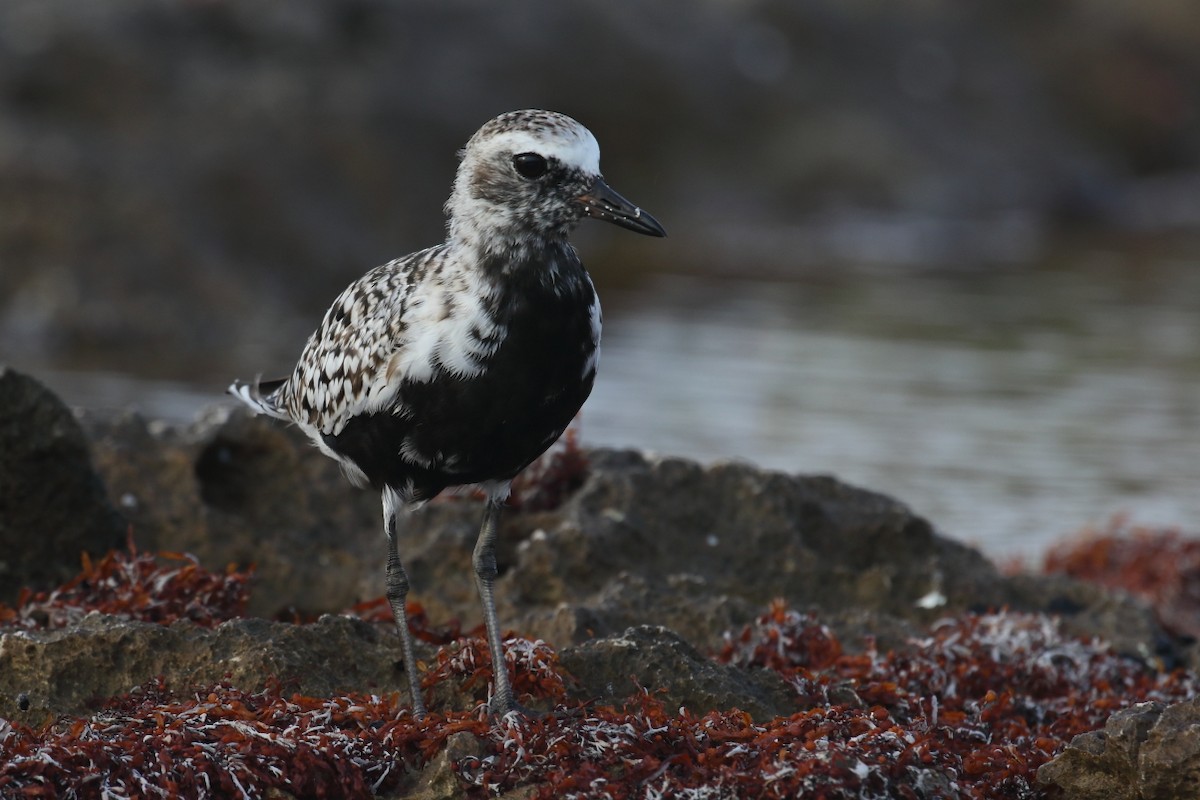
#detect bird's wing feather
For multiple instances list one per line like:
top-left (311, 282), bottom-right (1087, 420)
top-left (285, 246), bottom-right (451, 435)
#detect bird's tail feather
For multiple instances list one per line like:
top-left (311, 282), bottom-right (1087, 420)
top-left (228, 377), bottom-right (291, 420)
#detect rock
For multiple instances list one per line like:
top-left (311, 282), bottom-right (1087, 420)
top-left (0, 613), bottom-right (416, 725)
top-left (1037, 702), bottom-right (1160, 800)
top-left (2, 391), bottom-right (1187, 730)
top-left (84, 406), bottom-right (388, 619)
top-left (402, 731), bottom-right (488, 800)
top-left (83, 409), bottom-right (1006, 645)
top-left (560, 625), bottom-right (796, 722)
top-left (0, 367), bottom-right (125, 602)
top-left (1138, 699), bottom-right (1200, 798)
top-left (1038, 698), bottom-right (1200, 800)
top-left (77, 409), bottom-right (1178, 669)
top-left (506, 450), bottom-right (1017, 649)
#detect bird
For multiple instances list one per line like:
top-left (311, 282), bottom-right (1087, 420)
top-left (229, 109), bottom-right (666, 718)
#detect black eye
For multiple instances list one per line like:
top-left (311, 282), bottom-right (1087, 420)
top-left (512, 152), bottom-right (549, 179)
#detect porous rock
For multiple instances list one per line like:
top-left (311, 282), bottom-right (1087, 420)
top-left (83, 406), bottom-right (388, 618)
top-left (76, 405), bottom-right (1179, 665)
top-left (560, 625), bottom-right (796, 722)
top-left (1137, 698), bottom-right (1200, 798)
top-left (1038, 698), bottom-right (1200, 800)
top-left (0, 367), bottom-right (125, 602)
top-left (501, 450), bottom-right (1133, 653)
top-left (0, 613), bottom-right (413, 725)
top-left (80, 408), bottom-right (1016, 649)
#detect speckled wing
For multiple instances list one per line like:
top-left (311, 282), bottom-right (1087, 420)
top-left (280, 246), bottom-right (444, 436)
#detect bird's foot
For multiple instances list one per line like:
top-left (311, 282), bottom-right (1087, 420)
top-left (486, 697), bottom-right (591, 725)
top-left (487, 696), bottom-right (541, 722)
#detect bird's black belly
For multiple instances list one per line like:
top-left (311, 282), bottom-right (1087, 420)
top-left (324, 281), bottom-right (597, 500)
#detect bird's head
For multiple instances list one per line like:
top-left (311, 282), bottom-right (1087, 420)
top-left (446, 109), bottom-right (666, 254)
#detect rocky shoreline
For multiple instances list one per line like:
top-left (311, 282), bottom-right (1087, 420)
top-left (2, 365), bottom-right (1198, 798)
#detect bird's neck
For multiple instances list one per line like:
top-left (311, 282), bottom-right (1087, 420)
top-left (445, 185), bottom-right (577, 262)
top-left (446, 220), bottom-right (579, 289)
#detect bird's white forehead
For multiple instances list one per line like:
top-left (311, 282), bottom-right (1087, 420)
top-left (468, 114), bottom-right (601, 175)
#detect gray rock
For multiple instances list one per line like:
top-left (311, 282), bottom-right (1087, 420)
top-left (83, 408), bottom-right (994, 643)
top-left (509, 450), bottom-right (1013, 651)
top-left (1036, 702), bottom-right (1159, 800)
top-left (399, 731), bottom-right (489, 800)
top-left (84, 407), bottom-right (387, 618)
top-left (0, 612), bottom-right (416, 725)
top-left (560, 625), bottom-right (796, 722)
top-left (1138, 698), bottom-right (1200, 799)
top-left (76, 407), bottom-right (1178, 668)
top-left (1038, 699), bottom-right (1200, 800)
top-left (1036, 700), bottom-right (1200, 800)
top-left (0, 367), bottom-right (125, 601)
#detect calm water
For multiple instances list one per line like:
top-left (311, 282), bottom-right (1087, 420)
top-left (31, 255), bottom-right (1200, 562)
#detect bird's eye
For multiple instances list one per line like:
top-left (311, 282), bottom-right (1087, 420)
top-left (512, 152), bottom-right (549, 179)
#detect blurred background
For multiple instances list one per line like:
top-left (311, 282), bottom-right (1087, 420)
top-left (2, 0), bottom-right (1199, 560)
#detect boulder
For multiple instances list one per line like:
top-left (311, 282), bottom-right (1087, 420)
top-left (1039, 698), bottom-right (1200, 800)
top-left (0, 367), bottom-right (125, 602)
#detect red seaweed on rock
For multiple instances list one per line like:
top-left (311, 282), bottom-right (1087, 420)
top-left (1043, 518), bottom-right (1200, 639)
top-left (448, 607), bottom-right (1199, 798)
top-left (713, 603), bottom-right (1199, 799)
top-left (0, 679), bottom-right (482, 798)
top-left (0, 536), bottom-right (252, 630)
top-left (423, 634), bottom-right (572, 710)
top-left (4, 531), bottom-right (1199, 797)
top-left (1, 603), bottom-right (1196, 797)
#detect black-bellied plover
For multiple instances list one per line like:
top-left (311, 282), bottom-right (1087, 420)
top-left (230, 109), bottom-right (665, 718)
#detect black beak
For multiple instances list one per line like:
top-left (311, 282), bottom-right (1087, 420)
top-left (577, 178), bottom-right (667, 237)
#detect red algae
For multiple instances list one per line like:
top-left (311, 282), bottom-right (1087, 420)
top-left (714, 604), bottom-right (1197, 800)
top-left (0, 679), bottom-right (477, 798)
top-left (1043, 518), bottom-right (1200, 639)
top-left (3, 540), bottom-right (1198, 797)
top-left (0, 535), bottom-right (252, 630)
top-left (423, 634), bottom-right (572, 707)
top-left (5, 600), bottom-right (1195, 797)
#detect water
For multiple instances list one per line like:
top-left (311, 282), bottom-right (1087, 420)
top-left (27, 254), bottom-right (1200, 564)
top-left (591, 265), bottom-right (1200, 561)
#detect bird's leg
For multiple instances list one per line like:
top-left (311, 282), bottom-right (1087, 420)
top-left (382, 488), bottom-right (427, 719)
top-left (472, 484), bottom-right (522, 717)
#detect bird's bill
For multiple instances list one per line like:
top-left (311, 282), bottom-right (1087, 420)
top-left (577, 178), bottom-right (667, 237)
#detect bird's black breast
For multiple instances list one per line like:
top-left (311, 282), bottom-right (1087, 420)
top-left (323, 247), bottom-right (598, 500)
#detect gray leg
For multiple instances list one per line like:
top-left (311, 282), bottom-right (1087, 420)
top-left (472, 489), bottom-right (520, 716)
top-left (382, 488), bottom-right (427, 719)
